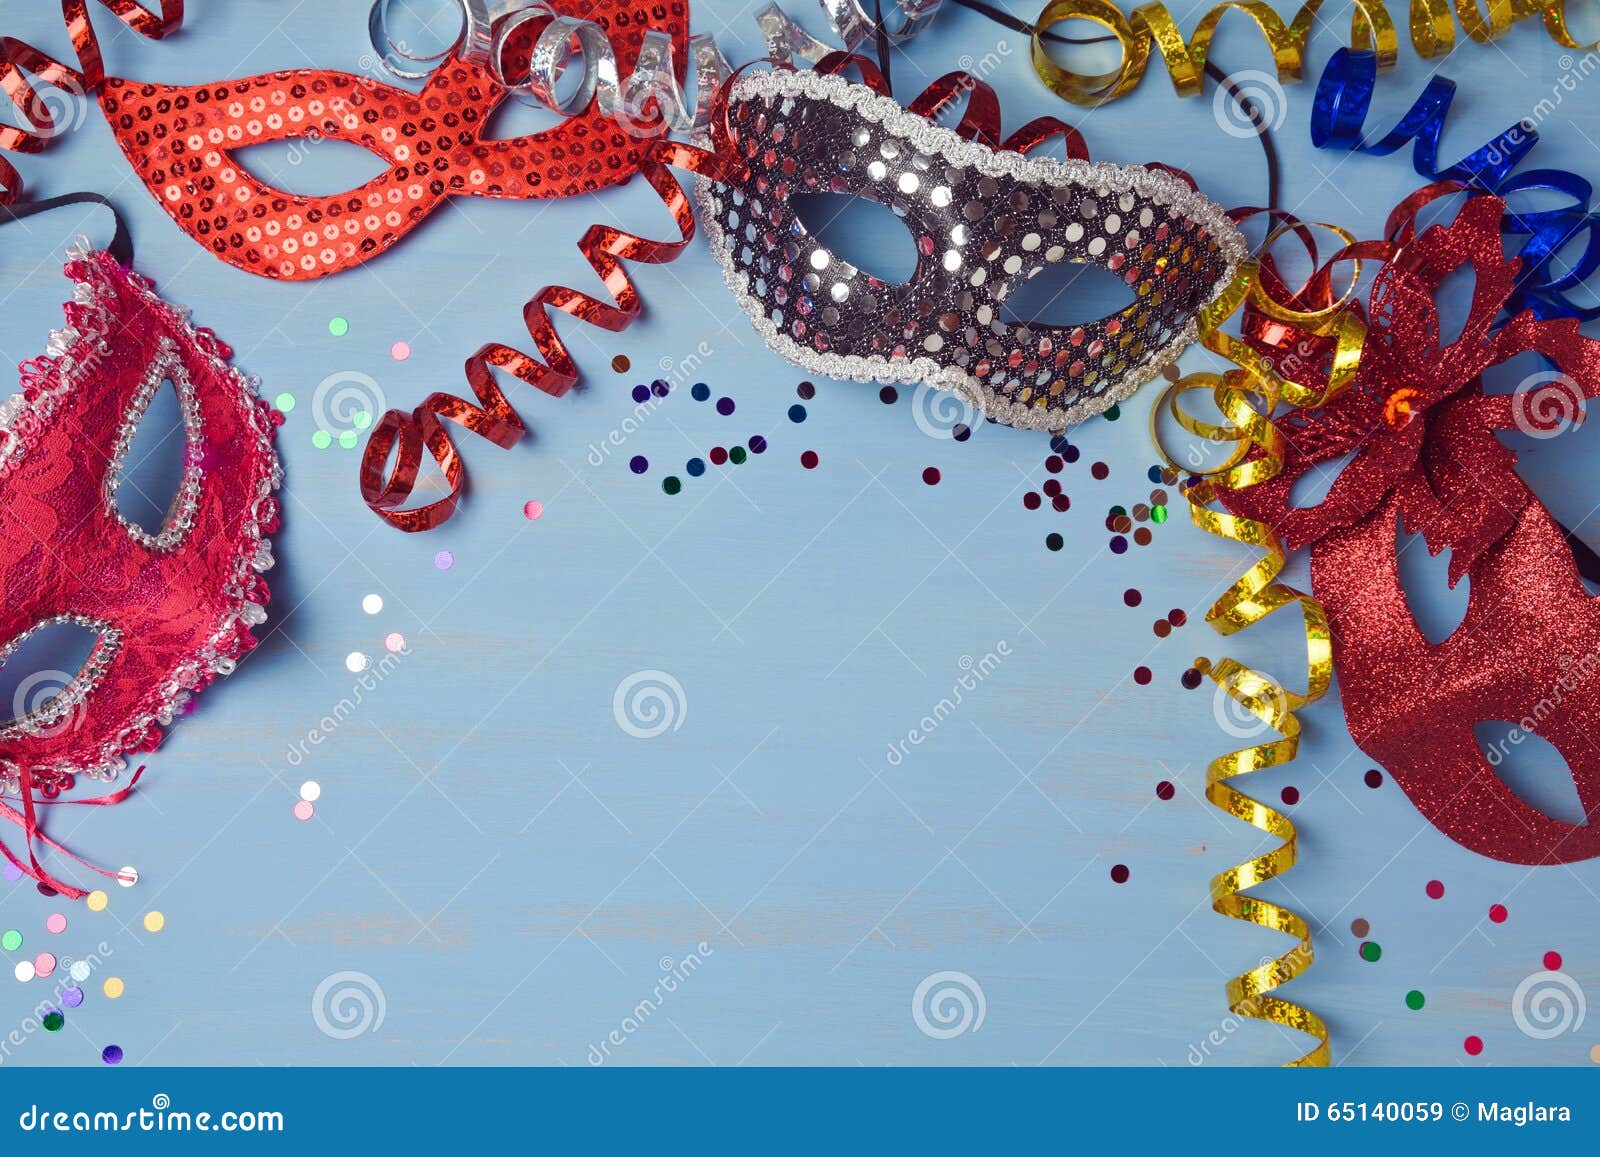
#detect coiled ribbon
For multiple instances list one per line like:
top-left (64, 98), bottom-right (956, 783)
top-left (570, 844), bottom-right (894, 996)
top-left (1311, 47), bottom-right (1600, 322)
top-left (0, 0), bottom-right (185, 203)
top-left (1031, 0), bottom-right (1595, 106)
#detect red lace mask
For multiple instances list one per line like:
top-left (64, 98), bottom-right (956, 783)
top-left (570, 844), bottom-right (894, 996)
top-left (3, 0), bottom-right (688, 279)
top-left (1218, 194), bottom-right (1600, 864)
top-left (0, 207), bottom-right (281, 897)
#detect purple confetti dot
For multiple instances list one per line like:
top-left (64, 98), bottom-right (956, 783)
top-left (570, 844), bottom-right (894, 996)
top-left (631, 385), bottom-right (650, 404)
top-left (629, 455), bottom-right (649, 475)
top-left (651, 379), bottom-right (670, 397)
top-left (716, 397), bottom-right (735, 416)
top-left (102, 1045), bottom-right (123, 1065)
top-left (1, 863), bottom-right (20, 883)
top-left (749, 435), bottom-right (767, 454)
top-left (433, 550), bottom-right (454, 571)
top-left (61, 986), bottom-right (83, 1008)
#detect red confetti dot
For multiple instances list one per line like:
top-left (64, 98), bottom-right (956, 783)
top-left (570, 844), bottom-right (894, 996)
top-left (1052, 494), bottom-right (1070, 512)
top-left (1091, 461), bottom-right (1109, 480)
top-left (1464, 1035), bottom-right (1484, 1056)
top-left (1280, 786), bottom-right (1300, 805)
top-left (1023, 492), bottom-right (1042, 510)
top-left (922, 467), bottom-right (941, 485)
top-left (1544, 950), bottom-right (1563, 971)
top-left (1110, 864), bottom-right (1130, 883)
top-left (1488, 903), bottom-right (1508, 924)
top-left (1156, 781), bottom-right (1175, 800)
top-left (1167, 609), bottom-right (1187, 627)
top-left (1363, 769), bottom-right (1384, 788)
top-left (1425, 879), bottom-right (1445, 900)
top-left (709, 446), bottom-right (728, 466)
top-left (1043, 479), bottom-right (1062, 498)
top-left (1123, 588), bottom-right (1142, 607)
top-left (1133, 666), bottom-right (1152, 685)
top-left (800, 450), bottom-right (819, 469)
top-left (1045, 455), bottom-right (1064, 473)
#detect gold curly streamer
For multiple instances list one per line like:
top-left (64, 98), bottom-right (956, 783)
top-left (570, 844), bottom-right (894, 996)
top-left (1033, 0), bottom-right (1594, 106)
top-left (1149, 252), bottom-right (1371, 1067)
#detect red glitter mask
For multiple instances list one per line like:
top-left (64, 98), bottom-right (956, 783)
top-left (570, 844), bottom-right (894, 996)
top-left (0, 196), bottom-right (282, 897)
top-left (1219, 194), bottom-right (1600, 864)
top-left (2, 0), bottom-right (689, 279)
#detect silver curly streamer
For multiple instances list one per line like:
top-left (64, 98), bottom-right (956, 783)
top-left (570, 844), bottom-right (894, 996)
top-left (756, 0), bottom-right (945, 64)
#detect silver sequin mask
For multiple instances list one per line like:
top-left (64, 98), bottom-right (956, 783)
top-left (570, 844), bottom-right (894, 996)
top-left (696, 69), bottom-right (1248, 431)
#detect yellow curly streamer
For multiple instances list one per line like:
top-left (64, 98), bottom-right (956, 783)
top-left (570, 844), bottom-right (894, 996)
top-left (1033, 0), bottom-right (1594, 106)
top-left (1149, 249), bottom-right (1375, 1066)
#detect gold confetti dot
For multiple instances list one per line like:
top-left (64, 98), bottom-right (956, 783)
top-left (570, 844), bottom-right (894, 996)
top-left (1590, 1043), bottom-right (1600, 1064)
top-left (103, 977), bottom-right (124, 999)
top-left (86, 891), bottom-right (107, 912)
top-left (143, 911), bottom-right (165, 934)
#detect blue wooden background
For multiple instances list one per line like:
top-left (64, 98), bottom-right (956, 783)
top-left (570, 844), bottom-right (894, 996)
top-left (2, 0), bottom-right (1599, 1067)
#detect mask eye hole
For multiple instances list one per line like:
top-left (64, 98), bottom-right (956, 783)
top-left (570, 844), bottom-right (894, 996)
top-left (230, 139), bottom-right (392, 198)
top-left (0, 618), bottom-right (118, 740)
top-left (110, 346), bottom-right (203, 550)
top-left (790, 191), bottom-right (920, 285)
top-left (1474, 721), bottom-right (1589, 826)
top-left (1395, 518), bottom-right (1469, 644)
top-left (996, 260), bottom-right (1135, 327)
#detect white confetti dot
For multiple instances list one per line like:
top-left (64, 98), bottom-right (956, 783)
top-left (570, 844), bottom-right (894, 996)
top-left (362, 594), bottom-right (383, 615)
top-left (13, 961), bottom-right (34, 983)
top-left (69, 960), bottom-right (91, 983)
top-left (116, 866), bottom-right (138, 888)
top-left (345, 652), bottom-right (369, 673)
top-left (300, 780), bottom-right (321, 803)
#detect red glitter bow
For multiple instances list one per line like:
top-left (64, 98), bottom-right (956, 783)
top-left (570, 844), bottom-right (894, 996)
top-left (1218, 192), bottom-right (1600, 864)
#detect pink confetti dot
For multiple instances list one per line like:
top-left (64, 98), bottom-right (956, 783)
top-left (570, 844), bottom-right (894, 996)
top-left (44, 914), bottom-right (66, 935)
top-left (1464, 1035), bottom-right (1484, 1056)
top-left (293, 800), bottom-right (314, 822)
top-left (1545, 950), bottom-right (1563, 971)
top-left (384, 632), bottom-right (406, 653)
top-left (391, 341), bottom-right (411, 361)
top-left (434, 550), bottom-right (454, 571)
top-left (1488, 903), bottom-right (1508, 924)
top-left (33, 953), bottom-right (55, 978)
top-left (523, 500), bottom-right (544, 520)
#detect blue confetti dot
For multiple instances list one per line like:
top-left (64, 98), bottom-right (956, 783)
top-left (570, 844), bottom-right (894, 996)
top-left (686, 458), bottom-right (706, 477)
top-left (1051, 435), bottom-right (1070, 455)
top-left (788, 404), bottom-right (807, 423)
top-left (691, 383), bottom-right (710, 401)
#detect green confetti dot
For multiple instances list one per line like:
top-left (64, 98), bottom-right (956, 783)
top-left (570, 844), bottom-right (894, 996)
top-left (328, 317), bottom-right (349, 337)
top-left (729, 445), bottom-right (747, 464)
top-left (337, 430), bottom-right (359, 450)
top-left (1, 930), bottom-right (20, 952)
top-left (1405, 989), bottom-right (1425, 1010)
top-left (311, 430), bottom-right (333, 450)
top-left (42, 1012), bottom-right (63, 1032)
top-left (273, 392), bottom-right (296, 414)
top-left (662, 476), bottom-right (682, 495)
top-left (1109, 505), bottom-right (1127, 517)
top-left (1360, 940), bottom-right (1382, 962)
top-left (1104, 404), bottom-right (1121, 421)
top-left (1150, 504), bottom-right (1168, 524)
top-left (352, 409), bottom-right (373, 431)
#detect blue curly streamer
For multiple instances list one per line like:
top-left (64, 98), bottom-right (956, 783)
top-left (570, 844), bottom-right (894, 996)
top-left (1311, 48), bottom-right (1600, 323)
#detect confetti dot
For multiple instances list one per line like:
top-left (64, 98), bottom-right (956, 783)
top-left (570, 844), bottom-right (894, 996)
top-left (629, 455), bottom-right (649, 475)
top-left (1045, 533), bottom-right (1063, 552)
top-left (611, 355), bottom-right (631, 373)
top-left (1545, 950), bottom-right (1563, 971)
top-left (1045, 480), bottom-right (1063, 499)
top-left (1153, 620), bottom-right (1171, 638)
top-left (338, 429), bottom-right (359, 450)
top-left (117, 867), bottom-right (137, 888)
top-left (1052, 436), bottom-right (1071, 455)
top-left (686, 458), bottom-right (705, 477)
top-left (45, 914), bottom-right (65, 935)
top-left (691, 382), bottom-right (710, 401)
top-left (1406, 989), bottom-right (1425, 1010)
top-left (1045, 455), bottom-right (1064, 474)
top-left (1024, 492), bottom-right (1041, 510)
top-left (328, 316), bottom-right (349, 337)
top-left (796, 381), bottom-right (815, 400)
top-left (391, 341), bottom-right (411, 361)
top-left (1426, 880), bottom-right (1445, 900)
top-left (523, 500), bottom-right (543, 520)
top-left (1133, 666), bottom-right (1152, 685)
top-left (345, 652), bottom-right (369, 673)
top-left (716, 397), bottom-right (735, 416)
top-left (34, 953), bottom-right (55, 977)
top-left (709, 446), bottom-right (728, 466)
top-left (69, 961), bottom-right (90, 983)
top-left (103, 977), bottom-right (124, 999)
top-left (142, 912), bottom-right (164, 934)
top-left (102, 1045), bottom-right (123, 1065)
top-left (42, 1011), bottom-right (62, 1032)
top-left (729, 446), bottom-right (747, 465)
top-left (651, 380), bottom-right (669, 398)
top-left (953, 424), bottom-right (971, 441)
top-left (61, 986), bottom-right (83, 1008)
top-left (749, 435), bottom-right (768, 454)
top-left (878, 386), bottom-right (898, 404)
top-left (2, 863), bottom-right (19, 882)
top-left (788, 404), bottom-right (807, 423)
top-left (1464, 1035), bottom-right (1483, 1056)
top-left (1148, 465), bottom-right (1165, 483)
top-left (385, 632), bottom-right (406, 653)
top-left (1150, 505), bottom-right (1168, 524)
top-left (1091, 461), bottom-right (1109, 480)
top-left (86, 891), bottom-right (107, 913)
top-left (301, 781), bottom-right (322, 803)
top-left (1359, 941), bottom-right (1382, 962)
top-left (1168, 609), bottom-right (1187, 627)
top-left (311, 430), bottom-right (333, 450)
top-left (1110, 536), bottom-right (1128, 554)
top-left (13, 961), bottom-right (33, 983)
top-left (1280, 786), bottom-right (1300, 806)
top-left (631, 384), bottom-right (650, 404)
top-left (922, 467), bottom-right (941, 485)
top-left (1156, 780), bottom-right (1175, 801)
top-left (1063, 445), bottom-right (1081, 463)
top-left (1489, 903), bottom-right (1508, 924)
top-left (1104, 404), bottom-right (1121, 421)
top-left (293, 800), bottom-right (315, 822)
top-left (801, 450), bottom-right (819, 469)
top-left (1364, 768), bottom-right (1384, 788)
top-left (1, 929), bottom-right (20, 951)
top-left (1181, 667), bottom-right (1202, 689)
top-left (663, 476), bottom-right (682, 495)
top-left (1591, 1044), bottom-right (1600, 1064)
top-left (1133, 527), bottom-right (1153, 546)
top-left (433, 550), bottom-right (454, 571)
top-left (1350, 918), bottom-right (1370, 938)
top-left (274, 392), bottom-right (296, 413)
top-left (362, 594), bottom-right (384, 615)
top-left (1052, 495), bottom-right (1070, 512)
top-left (1123, 588), bottom-right (1142, 607)
top-left (1110, 864), bottom-right (1130, 883)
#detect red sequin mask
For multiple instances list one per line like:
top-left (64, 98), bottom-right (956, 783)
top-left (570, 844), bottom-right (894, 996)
top-left (0, 228), bottom-right (281, 896)
top-left (1218, 194), bottom-right (1600, 864)
top-left (2, 0), bottom-right (688, 279)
